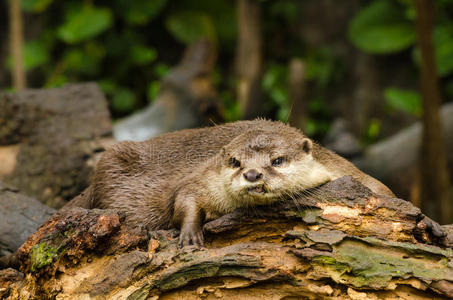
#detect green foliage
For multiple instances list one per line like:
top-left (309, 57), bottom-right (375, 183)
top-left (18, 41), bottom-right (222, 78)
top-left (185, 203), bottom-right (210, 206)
top-left (116, 0), bottom-right (167, 26)
top-left (62, 42), bottom-right (105, 75)
top-left (24, 40), bottom-right (50, 70)
top-left (305, 48), bottom-right (338, 88)
top-left (348, 0), bottom-right (415, 54)
top-left (6, 40), bottom-right (49, 70)
top-left (384, 87), bottom-right (422, 116)
top-left (432, 25), bottom-right (453, 76)
top-left (269, 1), bottom-right (299, 22)
top-left (166, 11), bottom-right (216, 44)
top-left (413, 25), bottom-right (453, 77)
top-left (147, 63), bottom-right (170, 102)
top-left (57, 6), bottom-right (113, 44)
top-left (22, 0), bottom-right (53, 13)
top-left (350, 0), bottom-right (453, 78)
top-left (262, 59), bottom-right (332, 138)
top-left (130, 45), bottom-right (157, 65)
top-left (111, 88), bottom-right (136, 113)
top-left (262, 63), bottom-right (290, 121)
top-left (364, 118), bottom-right (382, 143)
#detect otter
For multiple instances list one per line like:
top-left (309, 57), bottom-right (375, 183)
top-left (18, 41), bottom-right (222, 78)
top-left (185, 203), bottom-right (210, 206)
top-left (65, 119), bottom-right (394, 247)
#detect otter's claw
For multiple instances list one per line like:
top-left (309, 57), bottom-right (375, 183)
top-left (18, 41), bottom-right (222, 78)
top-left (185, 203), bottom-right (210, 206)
top-left (179, 226), bottom-right (204, 248)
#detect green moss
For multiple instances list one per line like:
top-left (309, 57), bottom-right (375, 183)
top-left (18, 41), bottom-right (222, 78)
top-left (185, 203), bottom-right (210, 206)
top-left (312, 255), bottom-right (349, 273)
top-left (127, 285), bottom-right (151, 300)
top-left (332, 239), bottom-right (453, 288)
top-left (30, 242), bottom-right (63, 272)
top-left (156, 262), bottom-right (220, 290)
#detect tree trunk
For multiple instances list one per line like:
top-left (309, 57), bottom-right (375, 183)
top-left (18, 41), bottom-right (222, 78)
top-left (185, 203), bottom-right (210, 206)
top-left (2, 177), bottom-right (452, 299)
top-left (414, 0), bottom-right (452, 224)
top-left (9, 0), bottom-right (26, 91)
top-left (288, 58), bottom-right (307, 131)
top-left (235, 0), bottom-right (263, 119)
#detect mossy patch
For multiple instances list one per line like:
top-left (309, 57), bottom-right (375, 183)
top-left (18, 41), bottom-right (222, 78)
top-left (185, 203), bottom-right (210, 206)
top-left (30, 242), bottom-right (64, 272)
top-left (332, 239), bottom-right (453, 288)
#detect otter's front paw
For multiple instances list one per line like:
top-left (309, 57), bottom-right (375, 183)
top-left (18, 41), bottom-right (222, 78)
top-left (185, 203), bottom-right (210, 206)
top-left (179, 225), bottom-right (204, 248)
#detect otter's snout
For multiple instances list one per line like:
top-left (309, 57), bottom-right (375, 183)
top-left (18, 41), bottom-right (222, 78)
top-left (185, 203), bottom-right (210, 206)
top-left (243, 169), bottom-right (263, 182)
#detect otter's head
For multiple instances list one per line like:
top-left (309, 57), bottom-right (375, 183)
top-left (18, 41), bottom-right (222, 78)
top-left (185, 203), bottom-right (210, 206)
top-left (220, 129), bottom-right (331, 207)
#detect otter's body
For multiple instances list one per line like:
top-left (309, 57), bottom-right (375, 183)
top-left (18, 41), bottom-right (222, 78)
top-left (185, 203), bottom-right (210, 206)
top-left (66, 120), bottom-right (393, 246)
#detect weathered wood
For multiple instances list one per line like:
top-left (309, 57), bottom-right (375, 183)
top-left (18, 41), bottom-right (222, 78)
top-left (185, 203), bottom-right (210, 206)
top-left (3, 177), bottom-right (452, 299)
top-left (0, 83), bottom-right (113, 208)
top-left (113, 39), bottom-right (222, 142)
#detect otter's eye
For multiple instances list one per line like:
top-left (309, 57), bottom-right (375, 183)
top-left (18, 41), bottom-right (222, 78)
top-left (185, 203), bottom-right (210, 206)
top-left (271, 157), bottom-right (285, 167)
top-left (228, 157), bottom-right (241, 168)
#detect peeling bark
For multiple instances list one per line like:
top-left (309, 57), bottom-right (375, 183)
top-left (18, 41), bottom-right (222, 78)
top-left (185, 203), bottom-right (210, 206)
top-left (2, 177), bottom-right (453, 299)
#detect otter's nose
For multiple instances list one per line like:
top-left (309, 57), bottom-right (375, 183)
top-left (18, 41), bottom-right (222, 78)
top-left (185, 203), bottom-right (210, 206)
top-left (243, 169), bottom-right (263, 182)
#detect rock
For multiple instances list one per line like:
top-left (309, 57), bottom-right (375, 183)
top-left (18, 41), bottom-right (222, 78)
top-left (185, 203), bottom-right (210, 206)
top-left (0, 83), bottom-right (113, 208)
top-left (0, 182), bottom-right (55, 256)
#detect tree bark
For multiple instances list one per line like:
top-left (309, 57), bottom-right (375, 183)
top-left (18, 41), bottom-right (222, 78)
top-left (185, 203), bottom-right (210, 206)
top-left (9, 0), bottom-right (26, 91)
top-left (414, 0), bottom-right (452, 224)
top-left (2, 177), bottom-right (452, 299)
top-left (235, 0), bottom-right (263, 119)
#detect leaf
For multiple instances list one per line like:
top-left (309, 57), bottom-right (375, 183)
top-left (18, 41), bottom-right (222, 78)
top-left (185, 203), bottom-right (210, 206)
top-left (348, 0), bottom-right (415, 54)
top-left (166, 11), bottom-right (216, 44)
top-left (24, 40), bottom-right (49, 70)
top-left (63, 42), bottom-right (105, 75)
top-left (433, 26), bottom-right (453, 76)
top-left (57, 6), bottom-right (113, 44)
top-left (413, 25), bottom-right (453, 77)
top-left (130, 45), bottom-right (157, 65)
top-left (111, 88), bottom-right (136, 113)
top-left (22, 0), bottom-right (53, 12)
top-left (154, 63), bottom-right (170, 78)
top-left (366, 119), bottom-right (382, 140)
top-left (384, 87), bottom-right (422, 116)
top-left (7, 40), bottom-right (49, 70)
top-left (116, 0), bottom-right (167, 25)
top-left (147, 81), bottom-right (160, 102)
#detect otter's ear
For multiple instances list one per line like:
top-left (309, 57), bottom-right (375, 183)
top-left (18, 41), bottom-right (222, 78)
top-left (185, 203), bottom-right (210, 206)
top-left (301, 138), bottom-right (313, 155)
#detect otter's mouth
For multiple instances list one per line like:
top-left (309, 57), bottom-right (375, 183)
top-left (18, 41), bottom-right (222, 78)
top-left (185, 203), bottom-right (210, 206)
top-left (247, 185), bottom-right (267, 194)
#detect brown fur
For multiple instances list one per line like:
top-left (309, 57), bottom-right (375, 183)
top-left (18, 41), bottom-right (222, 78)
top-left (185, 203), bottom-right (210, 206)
top-left (64, 119), bottom-right (394, 246)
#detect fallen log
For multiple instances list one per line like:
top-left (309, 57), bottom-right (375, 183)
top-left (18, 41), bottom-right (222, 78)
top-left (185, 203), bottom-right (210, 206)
top-left (2, 176), bottom-right (452, 299)
top-left (113, 39), bottom-right (222, 142)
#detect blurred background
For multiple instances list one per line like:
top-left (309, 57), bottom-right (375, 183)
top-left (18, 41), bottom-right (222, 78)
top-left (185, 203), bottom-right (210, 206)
top-left (1, 0), bottom-right (452, 227)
